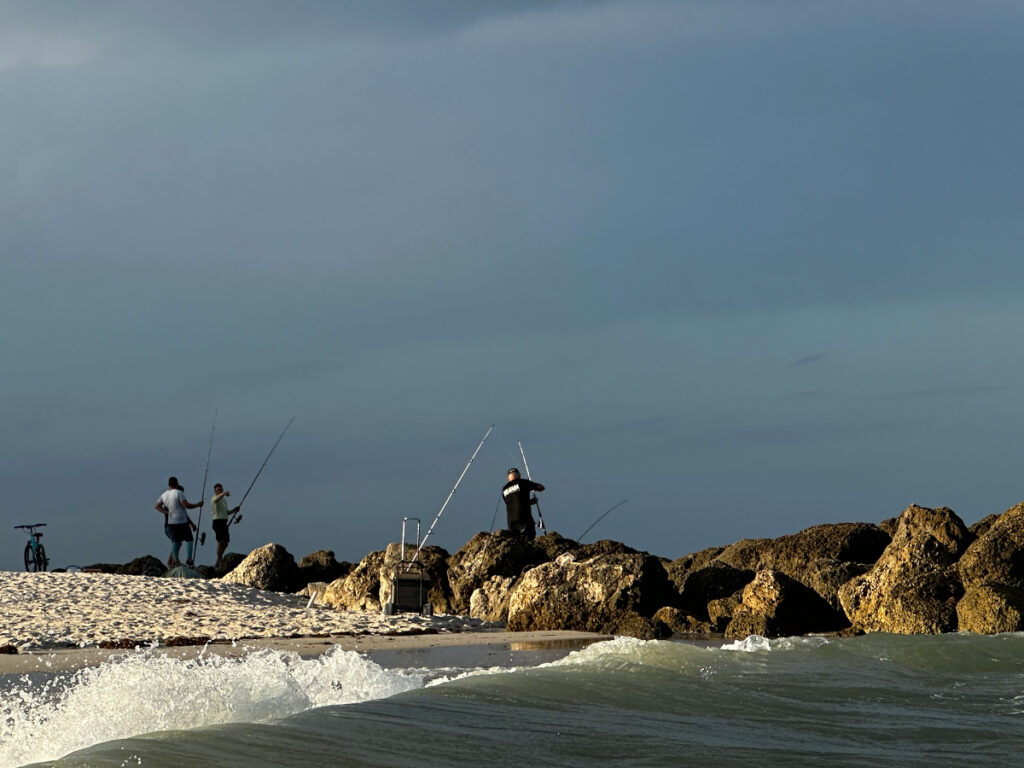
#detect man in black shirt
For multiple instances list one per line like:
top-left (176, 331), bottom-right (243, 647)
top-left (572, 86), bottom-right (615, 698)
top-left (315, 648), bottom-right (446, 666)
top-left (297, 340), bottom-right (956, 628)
top-left (502, 468), bottom-right (545, 540)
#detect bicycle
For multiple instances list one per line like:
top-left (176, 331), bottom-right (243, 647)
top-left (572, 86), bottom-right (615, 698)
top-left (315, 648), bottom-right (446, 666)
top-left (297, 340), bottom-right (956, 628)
top-left (15, 523), bottom-right (49, 572)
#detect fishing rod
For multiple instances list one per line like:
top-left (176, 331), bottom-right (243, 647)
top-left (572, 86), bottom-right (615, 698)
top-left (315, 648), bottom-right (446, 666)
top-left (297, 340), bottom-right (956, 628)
top-left (228, 416), bottom-right (296, 528)
top-left (577, 499), bottom-right (629, 542)
top-left (489, 493), bottom-right (503, 531)
top-left (407, 424), bottom-right (494, 570)
top-left (517, 440), bottom-right (546, 533)
top-left (192, 411), bottom-right (217, 557)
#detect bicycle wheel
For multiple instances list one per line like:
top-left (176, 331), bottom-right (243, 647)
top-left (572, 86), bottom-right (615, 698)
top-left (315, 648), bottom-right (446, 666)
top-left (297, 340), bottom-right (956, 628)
top-left (37, 544), bottom-right (48, 571)
top-left (24, 543), bottom-right (37, 572)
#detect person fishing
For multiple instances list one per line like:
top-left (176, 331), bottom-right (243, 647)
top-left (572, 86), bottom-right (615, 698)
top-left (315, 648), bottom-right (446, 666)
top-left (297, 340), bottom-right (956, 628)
top-left (502, 467), bottom-right (545, 540)
top-left (157, 482), bottom-right (186, 568)
top-left (154, 476), bottom-right (203, 567)
top-left (210, 483), bottom-right (240, 571)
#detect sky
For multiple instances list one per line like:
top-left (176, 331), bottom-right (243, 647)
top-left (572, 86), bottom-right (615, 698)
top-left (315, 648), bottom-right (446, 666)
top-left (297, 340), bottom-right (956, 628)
top-left (2, 0), bottom-right (1024, 572)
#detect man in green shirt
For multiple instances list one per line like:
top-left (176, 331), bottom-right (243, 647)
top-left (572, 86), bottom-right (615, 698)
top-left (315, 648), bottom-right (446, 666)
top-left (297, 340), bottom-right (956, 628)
top-left (210, 483), bottom-right (240, 571)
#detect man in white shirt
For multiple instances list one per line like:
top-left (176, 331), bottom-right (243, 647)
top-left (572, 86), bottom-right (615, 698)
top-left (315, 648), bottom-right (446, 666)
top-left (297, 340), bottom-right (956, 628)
top-left (154, 476), bottom-right (204, 567)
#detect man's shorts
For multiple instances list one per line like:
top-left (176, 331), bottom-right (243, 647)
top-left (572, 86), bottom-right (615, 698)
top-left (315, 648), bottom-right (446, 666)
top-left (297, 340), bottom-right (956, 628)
top-left (509, 519), bottom-right (537, 541)
top-left (212, 519), bottom-right (230, 544)
top-left (168, 523), bottom-right (193, 543)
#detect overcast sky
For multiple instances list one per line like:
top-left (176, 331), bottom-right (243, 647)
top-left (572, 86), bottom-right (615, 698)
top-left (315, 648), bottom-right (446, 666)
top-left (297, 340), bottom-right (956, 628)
top-left (3, 0), bottom-right (1024, 572)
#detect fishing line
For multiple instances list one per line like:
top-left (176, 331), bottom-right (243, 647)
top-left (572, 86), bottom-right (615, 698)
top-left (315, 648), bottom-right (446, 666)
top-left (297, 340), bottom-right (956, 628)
top-left (577, 499), bottom-right (629, 542)
top-left (488, 493), bottom-right (503, 531)
top-left (228, 416), bottom-right (296, 528)
top-left (489, 426), bottom-right (522, 471)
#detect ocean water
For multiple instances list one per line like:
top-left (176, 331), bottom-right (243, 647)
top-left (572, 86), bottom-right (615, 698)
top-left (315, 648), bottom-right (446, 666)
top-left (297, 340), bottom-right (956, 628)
top-left (3, 633), bottom-right (1023, 767)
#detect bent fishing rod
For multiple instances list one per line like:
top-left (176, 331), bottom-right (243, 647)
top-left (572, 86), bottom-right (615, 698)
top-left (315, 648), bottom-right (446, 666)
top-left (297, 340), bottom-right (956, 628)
top-left (193, 411), bottom-right (217, 554)
top-left (517, 440), bottom-right (546, 533)
top-left (407, 424), bottom-right (494, 570)
top-left (577, 499), bottom-right (628, 542)
top-left (228, 416), bottom-right (296, 528)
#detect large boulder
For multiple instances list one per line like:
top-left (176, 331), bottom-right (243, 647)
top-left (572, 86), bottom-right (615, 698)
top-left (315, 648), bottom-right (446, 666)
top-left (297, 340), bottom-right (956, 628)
top-left (297, 550), bottom-right (352, 589)
top-left (601, 612), bottom-right (672, 640)
top-left (879, 517), bottom-right (899, 537)
top-left (469, 575), bottom-right (517, 622)
top-left (716, 522), bottom-right (890, 607)
top-left (506, 552), bottom-right (676, 635)
top-left (802, 558), bottom-right (873, 612)
top-left (533, 531), bottom-right (580, 561)
top-left (379, 542), bottom-right (453, 614)
top-left (676, 561), bottom-right (754, 620)
top-left (725, 569), bottom-right (848, 639)
top-left (117, 556), bottom-right (166, 577)
top-left (956, 584), bottom-right (1024, 634)
top-left (322, 550), bottom-right (386, 611)
top-left (968, 514), bottom-right (1000, 540)
top-left (838, 505), bottom-right (970, 634)
top-left (652, 606), bottom-right (713, 634)
top-left (221, 552), bottom-right (246, 574)
top-left (707, 590), bottom-right (745, 633)
top-left (958, 503), bottom-right (1024, 591)
top-left (573, 539), bottom-right (640, 559)
top-left (447, 531), bottom-right (548, 614)
top-left (666, 547), bottom-right (726, 592)
top-left (221, 543), bottom-right (300, 592)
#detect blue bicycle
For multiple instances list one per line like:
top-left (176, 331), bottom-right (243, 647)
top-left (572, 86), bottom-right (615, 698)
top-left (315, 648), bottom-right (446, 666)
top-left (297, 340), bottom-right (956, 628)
top-left (15, 523), bottom-right (49, 572)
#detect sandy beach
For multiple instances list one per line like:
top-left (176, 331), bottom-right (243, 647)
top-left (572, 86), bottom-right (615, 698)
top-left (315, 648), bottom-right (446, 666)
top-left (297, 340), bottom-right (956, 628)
top-left (0, 570), bottom-right (609, 674)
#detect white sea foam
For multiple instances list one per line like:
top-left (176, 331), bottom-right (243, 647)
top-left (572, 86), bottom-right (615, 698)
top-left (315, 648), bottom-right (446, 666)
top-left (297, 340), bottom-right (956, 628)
top-left (417, 637), bottom-right (654, 687)
top-left (0, 646), bottom-right (423, 768)
top-left (721, 634), bottom-right (829, 652)
top-left (544, 635), bottom-right (651, 665)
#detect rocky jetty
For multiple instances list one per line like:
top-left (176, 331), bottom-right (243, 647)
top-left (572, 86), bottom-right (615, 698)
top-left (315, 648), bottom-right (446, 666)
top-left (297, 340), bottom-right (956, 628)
top-left (87, 499), bottom-right (1024, 639)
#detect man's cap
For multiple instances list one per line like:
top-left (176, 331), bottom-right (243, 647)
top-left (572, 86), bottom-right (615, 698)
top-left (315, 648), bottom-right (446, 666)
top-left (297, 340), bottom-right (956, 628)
top-left (508, 467), bottom-right (520, 475)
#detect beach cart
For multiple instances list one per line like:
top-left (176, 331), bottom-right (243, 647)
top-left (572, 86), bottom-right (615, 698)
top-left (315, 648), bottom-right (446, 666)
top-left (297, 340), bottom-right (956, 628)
top-left (383, 517), bottom-right (434, 616)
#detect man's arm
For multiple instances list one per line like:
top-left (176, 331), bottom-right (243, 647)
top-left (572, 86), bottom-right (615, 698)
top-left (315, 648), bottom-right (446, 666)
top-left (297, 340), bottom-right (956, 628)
top-left (155, 501), bottom-right (168, 513)
top-left (184, 499), bottom-right (204, 510)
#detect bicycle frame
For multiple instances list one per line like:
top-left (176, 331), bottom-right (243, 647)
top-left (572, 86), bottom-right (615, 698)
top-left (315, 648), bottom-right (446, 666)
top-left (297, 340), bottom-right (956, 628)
top-left (15, 523), bottom-right (49, 572)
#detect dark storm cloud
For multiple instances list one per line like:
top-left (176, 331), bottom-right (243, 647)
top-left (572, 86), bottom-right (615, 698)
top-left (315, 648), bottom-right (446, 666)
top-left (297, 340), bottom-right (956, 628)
top-left (2, 1), bottom-right (1024, 569)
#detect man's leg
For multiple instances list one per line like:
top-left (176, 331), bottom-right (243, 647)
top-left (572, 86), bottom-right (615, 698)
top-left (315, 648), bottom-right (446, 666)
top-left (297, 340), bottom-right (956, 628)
top-left (170, 540), bottom-right (181, 565)
top-left (216, 539), bottom-right (227, 570)
top-left (184, 538), bottom-right (194, 565)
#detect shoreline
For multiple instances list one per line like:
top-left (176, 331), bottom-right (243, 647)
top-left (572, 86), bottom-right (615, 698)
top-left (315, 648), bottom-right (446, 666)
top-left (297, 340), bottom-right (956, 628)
top-left (0, 570), bottom-right (616, 675)
top-left (0, 630), bottom-right (614, 676)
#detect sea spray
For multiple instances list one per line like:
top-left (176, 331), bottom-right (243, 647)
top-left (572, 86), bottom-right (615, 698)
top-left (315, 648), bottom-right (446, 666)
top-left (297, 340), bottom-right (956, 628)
top-left (7, 635), bottom-right (1024, 768)
top-left (0, 645), bottom-right (424, 768)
